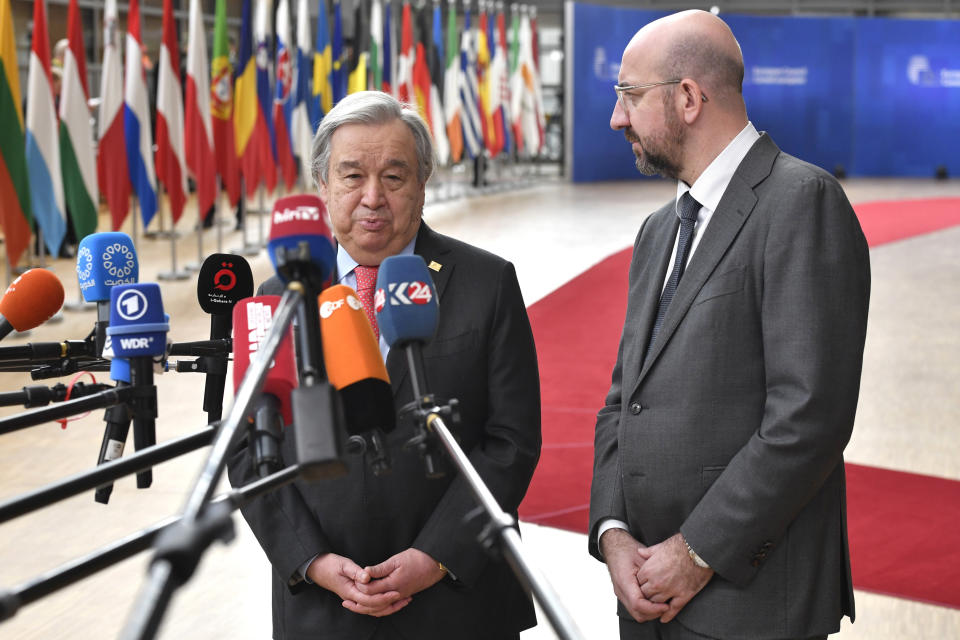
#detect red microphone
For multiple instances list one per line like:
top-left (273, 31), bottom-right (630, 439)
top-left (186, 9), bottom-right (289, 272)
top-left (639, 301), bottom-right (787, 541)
top-left (232, 295), bottom-right (297, 476)
top-left (266, 193), bottom-right (336, 288)
top-left (0, 269), bottom-right (65, 341)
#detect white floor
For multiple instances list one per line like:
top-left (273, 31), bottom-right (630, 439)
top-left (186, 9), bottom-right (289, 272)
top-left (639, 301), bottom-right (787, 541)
top-left (0, 175), bottom-right (958, 639)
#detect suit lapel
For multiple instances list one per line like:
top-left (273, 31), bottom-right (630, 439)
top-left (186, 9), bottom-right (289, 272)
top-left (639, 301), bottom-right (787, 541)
top-left (386, 223), bottom-right (453, 396)
top-left (633, 134), bottom-right (780, 386)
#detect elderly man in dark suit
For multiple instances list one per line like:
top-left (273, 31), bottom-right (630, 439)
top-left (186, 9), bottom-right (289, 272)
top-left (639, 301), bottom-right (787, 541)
top-left (229, 91), bottom-right (540, 640)
top-left (589, 10), bottom-right (870, 640)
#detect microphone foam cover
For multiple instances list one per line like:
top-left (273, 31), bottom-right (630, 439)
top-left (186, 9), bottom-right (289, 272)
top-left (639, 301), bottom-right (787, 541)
top-left (266, 194), bottom-right (336, 286)
top-left (0, 268), bottom-right (65, 331)
top-left (76, 232), bottom-right (139, 303)
top-left (232, 296), bottom-right (298, 425)
top-left (106, 283), bottom-right (169, 357)
top-left (319, 285), bottom-right (394, 435)
top-left (197, 254), bottom-right (254, 315)
top-left (374, 255), bottom-right (439, 348)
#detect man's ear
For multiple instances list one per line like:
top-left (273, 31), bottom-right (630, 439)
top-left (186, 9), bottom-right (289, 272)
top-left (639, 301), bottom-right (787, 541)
top-left (678, 79), bottom-right (706, 124)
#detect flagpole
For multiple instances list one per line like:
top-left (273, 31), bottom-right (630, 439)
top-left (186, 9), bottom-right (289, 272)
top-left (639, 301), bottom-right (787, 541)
top-left (215, 179), bottom-right (223, 255)
top-left (185, 197), bottom-right (205, 272)
top-left (231, 176), bottom-right (259, 256)
top-left (257, 183), bottom-right (266, 248)
top-left (157, 188), bottom-right (189, 280)
top-left (132, 196), bottom-right (140, 257)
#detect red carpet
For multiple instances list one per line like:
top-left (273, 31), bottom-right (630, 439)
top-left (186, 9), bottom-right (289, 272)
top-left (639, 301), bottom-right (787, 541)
top-left (519, 197), bottom-right (960, 608)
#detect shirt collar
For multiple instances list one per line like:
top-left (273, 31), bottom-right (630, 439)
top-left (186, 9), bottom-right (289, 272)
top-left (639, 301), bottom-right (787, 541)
top-left (676, 121), bottom-right (760, 215)
top-left (336, 233), bottom-right (419, 283)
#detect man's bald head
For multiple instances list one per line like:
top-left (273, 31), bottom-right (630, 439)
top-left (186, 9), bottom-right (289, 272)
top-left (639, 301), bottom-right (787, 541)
top-left (626, 10), bottom-right (744, 99)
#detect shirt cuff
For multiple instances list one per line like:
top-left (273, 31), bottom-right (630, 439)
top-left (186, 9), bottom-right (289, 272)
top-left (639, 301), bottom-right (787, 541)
top-left (596, 518), bottom-right (630, 559)
top-left (295, 554), bottom-right (320, 585)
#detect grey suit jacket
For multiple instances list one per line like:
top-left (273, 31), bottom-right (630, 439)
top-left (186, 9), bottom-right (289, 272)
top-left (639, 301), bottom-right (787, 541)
top-left (229, 223), bottom-right (541, 640)
top-left (589, 134), bottom-right (870, 639)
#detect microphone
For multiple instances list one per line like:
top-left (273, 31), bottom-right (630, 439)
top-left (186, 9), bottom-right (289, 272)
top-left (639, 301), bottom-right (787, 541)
top-left (374, 255), bottom-right (448, 478)
top-left (319, 285), bottom-right (395, 475)
top-left (197, 254), bottom-right (253, 422)
top-left (106, 284), bottom-right (169, 489)
top-left (266, 194), bottom-right (336, 290)
top-left (76, 232), bottom-right (139, 356)
top-left (232, 296), bottom-right (297, 477)
top-left (0, 269), bottom-right (65, 341)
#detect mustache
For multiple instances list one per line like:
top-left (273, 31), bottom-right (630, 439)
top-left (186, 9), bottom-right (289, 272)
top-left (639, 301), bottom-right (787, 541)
top-left (624, 128), bottom-right (640, 144)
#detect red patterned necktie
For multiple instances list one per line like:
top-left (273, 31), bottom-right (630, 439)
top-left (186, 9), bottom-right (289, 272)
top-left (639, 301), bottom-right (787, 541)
top-left (354, 265), bottom-right (380, 340)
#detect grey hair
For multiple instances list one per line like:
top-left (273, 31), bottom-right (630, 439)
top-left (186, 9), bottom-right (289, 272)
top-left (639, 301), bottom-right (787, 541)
top-left (310, 91), bottom-right (436, 189)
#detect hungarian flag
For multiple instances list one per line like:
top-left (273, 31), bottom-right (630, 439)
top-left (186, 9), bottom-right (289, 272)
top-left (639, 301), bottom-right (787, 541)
top-left (255, 0), bottom-right (278, 194)
top-left (443, 2), bottom-right (463, 164)
top-left (291, 0), bottom-right (314, 187)
top-left (97, 0), bottom-right (130, 230)
top-left (59, 0), bottom-right (98, 242)
top-left (396, 1), bottom-right (414, 105)
top-left (211, 0), bottom-right (240, 206)
top-left (234, 0), bottom-right (260, 198)
top-left (125, 0), bottom-right (158, 227)
top-left (0, 0), bottom-right (32, 266)
top-left (312, 0), bottom-right (332, 121)
top-left (185, 0), bottom-right (217, 217)
top-left (156, 0), bottom-right (188, 224)
top-left (25, 0), bottom-right (66, 255)
top-left (273, 0), bottom-right (298, 191)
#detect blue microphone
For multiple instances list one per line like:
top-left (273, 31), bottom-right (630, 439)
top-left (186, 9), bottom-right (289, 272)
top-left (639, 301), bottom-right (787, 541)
top-left (104, 284), bottom-right (169, 491)
top-left (374, 255), bottom-right (439, 351)
top-left (76, 232), bottom-right (139, 358)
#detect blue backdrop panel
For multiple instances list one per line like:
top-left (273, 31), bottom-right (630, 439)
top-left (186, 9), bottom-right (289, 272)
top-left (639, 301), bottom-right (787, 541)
top-left (726, 15), bottom-right (855, 174)
top-left (569, 5), bottom-right (666, 182)
top-left (852, 19), bottom-right (960, 177)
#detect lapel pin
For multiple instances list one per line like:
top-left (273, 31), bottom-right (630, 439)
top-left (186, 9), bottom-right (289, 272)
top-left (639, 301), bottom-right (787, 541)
top-left (428, 261), bottom-right (442, 272)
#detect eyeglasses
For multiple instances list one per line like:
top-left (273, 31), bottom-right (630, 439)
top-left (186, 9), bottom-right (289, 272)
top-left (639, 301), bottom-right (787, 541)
top-left (614, 80), bottom-right (708, 111)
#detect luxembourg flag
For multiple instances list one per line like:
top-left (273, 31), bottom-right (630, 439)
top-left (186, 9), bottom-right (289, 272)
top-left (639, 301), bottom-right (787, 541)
top-left (291, 0), bottom-right (314, 187)
top-left (25, 0), bottom-right (66, 255)
top-left (124, 0), bottom-right (158, 227)
top-left (155, 0), bottom-right (188, 223)
top-left (185, 0), bottom-right (216, 217)
top-left (273, 0), bottom-right (297, 192)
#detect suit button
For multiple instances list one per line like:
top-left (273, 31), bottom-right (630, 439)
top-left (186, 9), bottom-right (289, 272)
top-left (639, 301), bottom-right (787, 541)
top-left (629, 402), bottom-right (642, 415)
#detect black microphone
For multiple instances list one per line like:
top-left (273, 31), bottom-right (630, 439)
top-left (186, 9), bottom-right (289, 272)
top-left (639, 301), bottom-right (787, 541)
top-left (196, 254), bottom-right (253, 423)
top-left (232, 296), bottom-right (298, 477)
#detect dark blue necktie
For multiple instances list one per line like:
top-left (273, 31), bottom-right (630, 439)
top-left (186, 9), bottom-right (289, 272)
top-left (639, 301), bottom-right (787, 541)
top-left (645, 192), bottom-right (701, 362)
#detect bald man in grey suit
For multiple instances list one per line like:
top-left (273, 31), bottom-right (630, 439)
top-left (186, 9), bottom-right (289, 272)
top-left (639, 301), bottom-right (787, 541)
top-left (589, 11), bottom-right (870, 640)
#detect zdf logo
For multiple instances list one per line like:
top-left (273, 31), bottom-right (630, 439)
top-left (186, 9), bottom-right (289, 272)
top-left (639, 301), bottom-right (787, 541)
top-left (320, 295), bottom-right (361, 318)
top-left (375, 281), bottom-right (433, 311)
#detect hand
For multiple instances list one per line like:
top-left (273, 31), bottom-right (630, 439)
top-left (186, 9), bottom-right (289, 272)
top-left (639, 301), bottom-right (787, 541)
top-left (635, 533), bottom-right (714, 623)
top-left (599, 528), bottom-right (670, 623)
top-left (306, 552), bottom-right (411, 617)
top-left (356, 548), bottom-right (448, 600)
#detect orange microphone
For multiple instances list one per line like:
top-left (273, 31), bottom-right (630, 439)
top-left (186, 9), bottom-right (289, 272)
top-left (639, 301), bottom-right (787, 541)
top-left (0, 269), bottom-right (65, 341)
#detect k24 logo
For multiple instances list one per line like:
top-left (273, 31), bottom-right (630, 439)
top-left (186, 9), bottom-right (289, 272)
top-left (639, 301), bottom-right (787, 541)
top-left (374, 281), bottom-right (433, 312)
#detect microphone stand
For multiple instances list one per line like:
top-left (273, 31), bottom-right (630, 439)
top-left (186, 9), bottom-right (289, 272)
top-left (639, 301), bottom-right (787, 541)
top-left (0, 464), bottom-right (300, 624)
top-left (400, 347), bottom-right (586, 640)
top-left (118, 287), bottom-right (303, 640)
top-left (0, 386), bottom-right (134, 436)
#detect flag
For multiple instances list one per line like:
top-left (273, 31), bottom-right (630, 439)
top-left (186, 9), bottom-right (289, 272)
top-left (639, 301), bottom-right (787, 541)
top-left (59, 0), bottom-right (98, 242)
top-left (156, 0), bottom-right (188, 223)
top-left (428, 2), bottom-right (449, 165)
top-left (529, 7), bottom-right (546, 154)
top-left (382, 0), bottom-right (393, 95)
top-left (274, 0), bottom-right (298, 191)
top-left (508, 7), bottom-right (524, 154)
top-left (397, 1), bottom-right (414, 105)
top-left (370, 0), bottom-right (383, 91)
top-left (185, 0), bottom-right (217, 217)
top-left (476, 5), bottom-right (493, 154)
top-left (459, 4), bottom-right (482, 159)
top-left (97, 0), bottom-right (129, 230)
top-left (212, 0), bottom-right (240, 206)
top-left (25, 0), bottom-right (66, 255)
top-left (485, 5), bottom-right (508, 157)
top-left (234, 0), bottom-right (260, 197)
top-left (331, 1), bottom-right (346, 103)
top-left (312, 0), bottom-right (332, 121)
top-left (347, 0), bottom-right (368, 94)
top-left (125, 0), bottom-right (158, 227)
top-left (292, 0), bottom-right (314, 186)
top-left (443, 0), bottom-right (463, 164)
top-left (518, 10), bottom-right (544, 155)
top-left (256, 0), bottom-right (278, 194)
top-left (0, 0), bottom-right (32, 265)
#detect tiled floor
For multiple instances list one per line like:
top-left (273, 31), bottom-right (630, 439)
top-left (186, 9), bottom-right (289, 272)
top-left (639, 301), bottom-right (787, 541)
top-left (0, 174), bottom-right (957, 639)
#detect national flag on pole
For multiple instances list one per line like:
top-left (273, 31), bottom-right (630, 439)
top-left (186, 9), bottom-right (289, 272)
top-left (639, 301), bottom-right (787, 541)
top-left (443, 0), bottom-right (463, 164)
top-left (256, 0), bottom-right (278, 194)
top-left (125, 0), bottom-right (158, 227)
top-left (476, 5), bottom-right (493, 154)
top-left (493, 7), bottom-right (511, 155)
top-left (292, 0), bottom-right (313, 187)
top-left (156, 0), bottom-right (188, 224)
top-left (508, 7), bottom-right (524, 154)
top-left (370, 0), bottom-right (383, 91)
top-left (186, 0), bottom-right (217, 216)
top-left (59, 0), bottom-right (98, 242)
top-left (0, 0), bottom-right (33, 266)
top-left (26, 0), bottom-right (66, 255)
top-left (212, 0), bottom-right (240, 206)
top-left (519, 10), bottom-right (544, 155)
top-left (397, 1), bottom-right (414, 105)
top-left (274, 0), bottom-right (298, 191)
top-left (97, 0), bottom-right (129, 230)
top-left (382, 0), bottom-right (393, 95)
top-left (235, 0), bottom-right (260, 198)
top-left (347, 0), bottom-right (368, 95)
top-left (428, 2), bottom-right (449, 165)
top-left (312, 0), bottom-right (332, 121)
top-left (331, 1), bottom-right (346, 103)
top-left (459, 3), bottom-right (482, 159)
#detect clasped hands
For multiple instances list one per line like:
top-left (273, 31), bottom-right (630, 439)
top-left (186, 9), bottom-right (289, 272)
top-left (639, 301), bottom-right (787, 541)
top-left (306, 547), bottom-right (447, 617)
top-left (601, 529), bottom-right (714, 624)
